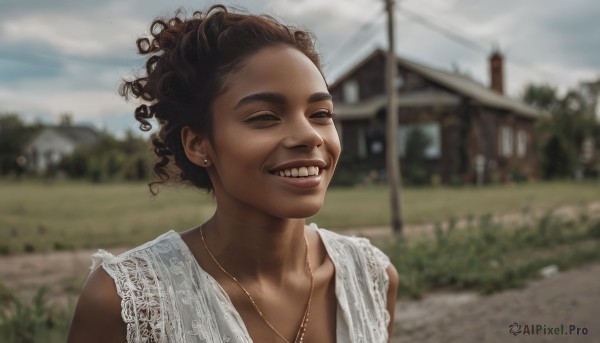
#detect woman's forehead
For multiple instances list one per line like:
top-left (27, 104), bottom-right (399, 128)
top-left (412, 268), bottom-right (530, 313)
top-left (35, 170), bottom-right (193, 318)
top-left (221, 46), bottom-right (328, 102)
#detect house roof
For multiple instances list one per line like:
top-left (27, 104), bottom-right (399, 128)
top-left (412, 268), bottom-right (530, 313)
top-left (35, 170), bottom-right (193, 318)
top-left (47, 125), bottom-right (100, 146)
top-left (27, 125), bottom-right (100, 146)
top-left (330, 49), bottom-right (547, 120)
top-left (334, 90), bottom-right (462, 120)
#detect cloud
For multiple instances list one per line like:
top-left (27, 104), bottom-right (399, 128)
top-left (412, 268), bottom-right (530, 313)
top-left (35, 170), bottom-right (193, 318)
top-left (394, 0), bottom-right (600, 95)
top-left (266, 0), bottom-right (387, 76)
top-left (0, 0), bottom-right (598, 135)
top-left (0, 84), bottom-right (129, 121)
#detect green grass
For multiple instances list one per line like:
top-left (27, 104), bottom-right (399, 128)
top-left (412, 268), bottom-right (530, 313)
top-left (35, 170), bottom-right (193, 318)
top-left (314, 181), bottom-right (600, 227)
top-left (1, 179), bottom-right (599, 342)
top-left (2, 210), bottom-right (600, 343)
top-left (0, 179), bottom-right (599, 253)
top-left (385, 213), bottom-right (600, 299)
top-left (0, 180), bottom-right (216, 253)
top-left (0, 286), bottom-right (71, 343)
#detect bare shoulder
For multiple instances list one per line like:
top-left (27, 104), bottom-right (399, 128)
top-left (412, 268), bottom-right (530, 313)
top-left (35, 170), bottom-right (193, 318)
top-left (385, 263), bottom-right (399, 340)
top-left (67, 266), bottom-right (127, 343)
top-left (386, 263), bottom-right (399, 291)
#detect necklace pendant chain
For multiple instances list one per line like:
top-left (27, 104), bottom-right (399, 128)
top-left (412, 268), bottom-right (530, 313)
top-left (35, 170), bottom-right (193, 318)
top-left (200, 227), bottom-right (314, 343)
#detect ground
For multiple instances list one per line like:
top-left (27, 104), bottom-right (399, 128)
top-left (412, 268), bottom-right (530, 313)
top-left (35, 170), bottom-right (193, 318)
top-left (392, 263), bottom-right (600, 343)
top-left (0, 246), bottom-right (598, 342)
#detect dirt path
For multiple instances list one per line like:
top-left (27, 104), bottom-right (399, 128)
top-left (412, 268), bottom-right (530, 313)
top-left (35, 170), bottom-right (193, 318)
top-left (0, 248), bottom-right (127, 308)
top-left (392, 263), bottom-right (600, 343)
top-left (343, 201), bottom-right (600, 239)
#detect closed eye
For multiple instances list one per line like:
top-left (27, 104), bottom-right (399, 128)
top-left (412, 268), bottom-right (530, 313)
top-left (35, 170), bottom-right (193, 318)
top-left (311, 110), bottom-right (335, 119)
top-left (246, 113), bottom-right (280, 122)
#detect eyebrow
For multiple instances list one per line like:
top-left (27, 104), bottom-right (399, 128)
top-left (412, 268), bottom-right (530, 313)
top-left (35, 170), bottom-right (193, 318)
top-left (234, 92), bottom-right (332, 109)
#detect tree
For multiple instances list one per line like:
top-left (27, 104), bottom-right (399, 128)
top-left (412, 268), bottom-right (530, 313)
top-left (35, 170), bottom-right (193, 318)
top-left (523, 79), bottom-right (600, 179)
top-left (0, 113), bottom-right (42, 176)
top-left (522, 83), bottom-right (559, 112)
top-left (402, 127), bottom-right (431, 185)
top-left (542, 134), bottom-right (574, 179)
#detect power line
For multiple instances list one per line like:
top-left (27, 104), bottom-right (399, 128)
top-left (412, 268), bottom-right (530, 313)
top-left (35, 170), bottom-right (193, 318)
top-left (398, 6), bottom-right (489, 54)
top-left (396, 5), bottom-right (558, 84)
top-left (324, 6), bottom-right (386, 76)
top-left (323, 2), bottom-right (558, 91)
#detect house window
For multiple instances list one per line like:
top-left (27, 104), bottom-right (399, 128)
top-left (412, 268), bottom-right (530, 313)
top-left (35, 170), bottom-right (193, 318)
top-left (500, 126), bottom-right (513, 157)
top-left (397, 122), bottom-right (441, 159)
top-left (395, 73), bottom-right (405, 90)
top-left (343, 79), bottom-right (360, 103)
top-left (516, 129), bottom-right (527, 158)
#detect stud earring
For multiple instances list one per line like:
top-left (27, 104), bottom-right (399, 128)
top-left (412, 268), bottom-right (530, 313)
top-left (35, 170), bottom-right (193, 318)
top-left (203, 159), bottom-right (209, 165)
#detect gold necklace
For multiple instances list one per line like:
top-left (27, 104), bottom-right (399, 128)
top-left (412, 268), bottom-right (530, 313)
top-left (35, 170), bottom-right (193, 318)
top-left (200, 227), bottom-right (314, 343)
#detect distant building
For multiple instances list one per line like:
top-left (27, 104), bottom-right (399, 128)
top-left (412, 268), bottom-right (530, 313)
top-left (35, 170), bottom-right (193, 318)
top-left (329, 48), bottom-right (547, 184)
top-left (23, 124), bottom-right (100, 173)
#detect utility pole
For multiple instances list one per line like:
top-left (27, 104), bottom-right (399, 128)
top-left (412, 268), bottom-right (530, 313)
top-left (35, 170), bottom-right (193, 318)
top-left (384, 0), bottom-right (403, 234)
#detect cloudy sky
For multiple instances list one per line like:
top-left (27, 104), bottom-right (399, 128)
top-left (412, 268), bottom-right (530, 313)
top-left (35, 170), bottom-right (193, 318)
top-left (1, 0), bottom-right (598, 136)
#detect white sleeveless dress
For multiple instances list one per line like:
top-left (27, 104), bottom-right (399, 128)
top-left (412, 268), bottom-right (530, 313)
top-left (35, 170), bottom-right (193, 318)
top-left (91, 223), bottom-right (391, 343)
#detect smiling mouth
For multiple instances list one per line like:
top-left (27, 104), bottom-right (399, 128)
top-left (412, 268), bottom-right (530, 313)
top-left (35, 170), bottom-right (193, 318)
top-left (269, 166), bottom-right (322, 178)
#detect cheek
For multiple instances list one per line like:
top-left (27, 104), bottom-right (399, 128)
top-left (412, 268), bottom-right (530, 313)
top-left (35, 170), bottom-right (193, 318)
top-left (324, 126), bottom-right (342, 161)
top-left (213, 125), bottom-right (275, 174)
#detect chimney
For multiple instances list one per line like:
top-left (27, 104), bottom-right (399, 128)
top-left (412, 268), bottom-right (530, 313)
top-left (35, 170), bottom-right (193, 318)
top-left (489, 49), bottom-right (504, 95)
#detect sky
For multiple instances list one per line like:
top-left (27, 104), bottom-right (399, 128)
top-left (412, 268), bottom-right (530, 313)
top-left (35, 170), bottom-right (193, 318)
top-left (1, 0), bottom-right (599, 137)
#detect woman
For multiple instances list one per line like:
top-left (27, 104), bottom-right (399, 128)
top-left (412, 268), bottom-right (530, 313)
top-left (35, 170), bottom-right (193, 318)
top-left (68, 5), bottom-right (398, 343)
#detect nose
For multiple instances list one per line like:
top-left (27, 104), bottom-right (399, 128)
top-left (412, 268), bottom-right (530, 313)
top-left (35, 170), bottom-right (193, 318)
top-left (283, 115), bottom-right (324, 150)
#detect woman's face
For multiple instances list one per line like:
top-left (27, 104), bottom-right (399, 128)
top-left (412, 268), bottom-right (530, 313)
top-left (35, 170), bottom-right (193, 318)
top-left (198, 45), bottom-right (341, 219)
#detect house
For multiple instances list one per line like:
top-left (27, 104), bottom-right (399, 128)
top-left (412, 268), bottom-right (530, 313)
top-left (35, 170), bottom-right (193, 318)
top-left (329, 48), bottom-right (547, 184)
top-left (23, 124), bottom-right (100, 173)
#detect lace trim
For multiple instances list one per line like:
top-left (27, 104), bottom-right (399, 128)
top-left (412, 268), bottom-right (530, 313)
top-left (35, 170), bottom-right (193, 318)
top-left (317, 228), bottom-right (391, 342)
top-left (355, 237), bottom-right (391, 340)
top-left (93, 249), bottom-right (165, 343)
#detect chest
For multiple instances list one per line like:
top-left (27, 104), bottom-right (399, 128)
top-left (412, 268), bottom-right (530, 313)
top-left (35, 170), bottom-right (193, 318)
top-left (221, 258), bottom-right (337, 343)
top-left (126, 233), bottom-right (390, 343)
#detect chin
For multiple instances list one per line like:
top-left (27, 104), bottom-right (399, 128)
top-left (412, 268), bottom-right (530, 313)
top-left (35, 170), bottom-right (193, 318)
top-left (273, 199), bottom-right (324, 219)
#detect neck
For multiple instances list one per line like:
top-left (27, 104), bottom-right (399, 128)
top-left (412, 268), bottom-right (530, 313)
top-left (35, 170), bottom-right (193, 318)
top-left (201, 211), bottom-right (308, 284)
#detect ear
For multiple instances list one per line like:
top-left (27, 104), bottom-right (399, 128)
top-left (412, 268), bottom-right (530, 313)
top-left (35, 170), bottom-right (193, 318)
top-left (181, 126), bottom-right (212, 167)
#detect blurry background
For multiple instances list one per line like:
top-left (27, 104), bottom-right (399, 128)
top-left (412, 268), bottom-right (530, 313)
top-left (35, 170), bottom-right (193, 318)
top-left (1, 0), bottom-right (599, 342)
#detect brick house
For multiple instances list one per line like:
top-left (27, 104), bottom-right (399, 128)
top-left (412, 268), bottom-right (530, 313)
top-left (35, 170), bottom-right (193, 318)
top-left (329, 48), bottom-right (547, 184)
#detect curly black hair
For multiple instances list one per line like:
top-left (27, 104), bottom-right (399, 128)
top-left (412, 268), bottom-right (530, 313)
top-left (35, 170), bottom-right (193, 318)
top-left (119, 5), bottom-right (322, 195)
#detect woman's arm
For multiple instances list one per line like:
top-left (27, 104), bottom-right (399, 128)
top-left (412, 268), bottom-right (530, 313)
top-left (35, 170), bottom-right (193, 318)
top-left (386, 264), bottom-right (399, 341)
top-left (67, 267), bottom-right (127, 343)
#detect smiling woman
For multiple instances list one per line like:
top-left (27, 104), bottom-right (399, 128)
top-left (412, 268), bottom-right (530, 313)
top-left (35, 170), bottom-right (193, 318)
top-left (67, 4), bottom-right (398, 343)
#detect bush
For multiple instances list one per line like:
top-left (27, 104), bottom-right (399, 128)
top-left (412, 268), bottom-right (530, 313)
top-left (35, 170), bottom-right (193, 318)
top-left (0, 244), bottom-right (10, 256)
top-left (23, 243), bottom-right (35, 253)
top-left (385, 212), bottom-right (600, 299)
top-left (402, 127), bottom-right (431, 186)
top-left (0, 286), bottom-right (70, 343)
top-left (587, 220), bottom-right (600, 239)
top-left (541, 133), bottom-right (575, 179)
top-left (509, 168), bottom-right (529, 183)
top-left (53, 241), bottom-right (73, 251)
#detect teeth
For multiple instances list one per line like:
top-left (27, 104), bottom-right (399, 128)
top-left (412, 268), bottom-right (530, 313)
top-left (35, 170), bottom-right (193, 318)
top-left (273, 166), bottom-right (322, 178)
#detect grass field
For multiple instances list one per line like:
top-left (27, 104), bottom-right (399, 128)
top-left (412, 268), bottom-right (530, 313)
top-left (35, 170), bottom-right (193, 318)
top-left (0, 180), bottom-right (599, 253)
top-left (1, 179), bottom-right (600, 342)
